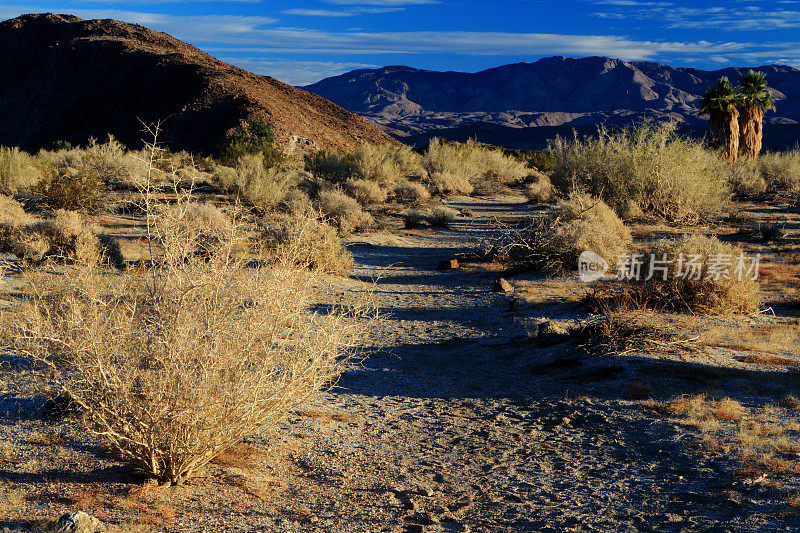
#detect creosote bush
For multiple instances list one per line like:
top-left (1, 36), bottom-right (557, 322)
top-left (523, 171), bottom-right (555, 204)
top-left (3, 184), bottom-right (367, 486)
top-left (728, 160), bottom-right (767, 198)
top-left (392, 180), bottom-right (431, 204)
top-left (32, 165), bottom-right (103, 211)
top-left (231, 154), bottom-right (305, 210)
top-left (640, 234), bottom-right (761, 314)
top-left (427, 206), bottom-right (459, 228)
top-left (352, 144), bottom-right (426, 183)
top-left (345, 179), bottom-right (388, 205)
top-left (549, 123), bottom-right (729, 223)
top-left (496, 193), bottom-right (631, 274)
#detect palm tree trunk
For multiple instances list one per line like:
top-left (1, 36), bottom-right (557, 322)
top-left (708, 110), bottom-right (739, 163)
top-left (738, 106), bottom-right (763, 160)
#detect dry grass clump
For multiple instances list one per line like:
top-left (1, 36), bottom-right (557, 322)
top-left (392, 180), bottom-right (431, 204)
top-left (317, 189), bottom-right (373, 235)
top-left (427, 206), bottom-right (459, 228)
top-left (668, 394), bottom-right (748, 423)
top-left (728, 159), bottom-right (767, 198)
top-left (259, 209), bottom-right (353, 275)
top-left (0, 146), bottom-right (42, 194)
top-left (549, 122), bottom-right (729, 223)
top-left (495, 193), bottom-right (631, 273)
top-left (640, 234), bottom-right (761, 314)
top-left (759, 150), bottom-right (800, 192)
top-left (2, 194), bottom-right (368, 486)
top-left (523, 171), bottom-right (555, 204)
top-left (345, 179), bottom-right (388, 205)
top-left (423, 138), bottom-right (529, 195)
top-left (0, 205), bottom-right (122, 267)
top-left (156, 202), bottom-right (232, 259)
top-left (352, 144), bottom-right (425, 183)
top-left (231, 154), bottom-right (305, 210)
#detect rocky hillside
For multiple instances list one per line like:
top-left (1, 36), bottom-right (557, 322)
top-left (305, 57), bottom-right (800, 145)
top-left (0, 13), bottom-right (396, 154)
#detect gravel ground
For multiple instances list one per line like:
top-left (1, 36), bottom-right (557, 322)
top-left (1, 194), bottom-right (799, 531)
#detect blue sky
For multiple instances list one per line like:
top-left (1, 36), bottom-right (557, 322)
top-left (2, 0), bottom-right (799, 85)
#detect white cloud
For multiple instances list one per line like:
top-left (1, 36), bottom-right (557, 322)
top-left (222, 58), bottom-right (377, 85)
top-left (282, 9), bottom-right (354, 17)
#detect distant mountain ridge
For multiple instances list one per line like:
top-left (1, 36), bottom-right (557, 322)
top-left (304, 57), bottom-right (800, 148)
top-left (0, 13), bottom-right (396, 154)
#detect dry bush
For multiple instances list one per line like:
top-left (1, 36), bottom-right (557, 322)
top-left (523, 171), bottom-right (555, 204)
top-left (305, 150), bottom-right (356, 182)
top-left (497, 193), bottom-right (631, 273)
top-left (2, 194), bottom-right (367, 486)
top-left (640, 234), bottom-right (761, 314)
top-left (392, 180), bottom-right (431, 204)
top-left (427, 171), bottom-right (474, 196)
top-left (423, 139), bottom-right (529, 195)
top-left (156, 202), bottom-right (232, 259)
top-left (0, 206), bottom-right (122, 267)
top-left (0, 146), bottom-right (42, 194)
top-left (668, 394), bottom-right (748, 422)
top-left (728, 160), bottom-right (767, 198)
top-left (402, 208), bottom-right (426, 229)
top-left (345, 179), bottom-right (388, 205)
top-left (259, 209), bottom-right (353, 275)
top-left (31, 165), bottom-right (104, 210)
top-left (317, 189), bottom-right (373, 235)
top-left (760, 150), bottom-right (800, 192)
top-left (427, 206), bottom-right (459, 228)
top-left (352, 144), bottom-right (426, 183)
top-left (549, 122), bottom-right (729, 223)
top-left (232, 154), bottom-right (304, 210)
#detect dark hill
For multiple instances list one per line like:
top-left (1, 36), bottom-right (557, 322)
top-left (0, 13), bottom-right (396, 154)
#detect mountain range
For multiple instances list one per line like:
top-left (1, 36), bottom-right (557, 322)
top-left (305, 57), bottom-right (800, 149)
top-left (0, 13), bottom-right (395, 154)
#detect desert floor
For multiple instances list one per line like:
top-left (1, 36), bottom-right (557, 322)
top-left (2, 192), bottom-right (800, 532)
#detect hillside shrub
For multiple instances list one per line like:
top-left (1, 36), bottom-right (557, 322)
top-left (549, 123), bottom-right (729, 223)
top-left (219, 119), bottom-right (284, 168)
top-left (305, 150), bottom-right (357, 182)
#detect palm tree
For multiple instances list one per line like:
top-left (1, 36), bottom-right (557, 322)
top-left (699, 77), bottom-right (741, 163)
top-left (738, 70), bottom-right (775, 160)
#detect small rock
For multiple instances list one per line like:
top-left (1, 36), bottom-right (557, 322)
top-left (537, 320), bottom-right (573, 347)
top-left (54, 511), bottom-right (105, 533)
top-left (437, 259), bottom-right (459, 270)
top-left (493, 277), bottom-right (513, 293)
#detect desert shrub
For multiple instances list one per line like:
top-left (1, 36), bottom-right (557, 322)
top-left (352, 144), bottom-right (426, 183)
top-left (427, 171), bottom-right (474, 196)
top-left (549, 123), bottom-right (729, 223)
top-left (511, 148), bottom-right (557, 172)
top-left (0, 147), bottom-right (42, 194)
top-left (156, 202), bottom-right (232, 259)
top-left (345, 179), bottom-right (388, 205)
top-left (219, 119), bottom-right (284, 168)
top-left (728, 160), bottom-right (767, 198)
top-left (523, 171), bottom-right (555, 204)
top-left (232, 155), bottom-right (305, 210)
top-left (31, 165), bottom-right (103, 210)
top-left (402, 208), bottom-right (427, 229)
top-left (305, 150), bottom-right (357, 182)
top-left (210, 164), bottom-right (239, 191)
top-left (639, 234), bottom-right (761, 314)
top-left (423, 139), bottom-right (529, 195)
top-left (3, 198), bottom-right (366, 485)
top-left (427, 206), bottom-right (459, 228)
top-left (392, 180), bottom-right (431, 204)
top-left (759, 150), bottom-right (800, 192)
top-left (496, 193), bottom-right (631, 274)
top-left (259, 210), bottom-right (353, 275)
top-left (0, 208), bottom-right (122, 267)
top-left (317, 189), bottom-right (373, 235)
